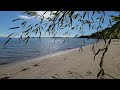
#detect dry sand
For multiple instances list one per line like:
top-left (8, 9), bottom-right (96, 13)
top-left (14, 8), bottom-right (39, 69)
top-left (0, 39), bottom-right (120, 79)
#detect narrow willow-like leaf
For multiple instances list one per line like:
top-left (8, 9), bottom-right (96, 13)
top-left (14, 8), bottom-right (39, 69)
top-left (89, 24), bottom-right (91, 30)
top-left (91, 17), bottom-right (94, 23)
top-left (27, 25), bottom-right (32, 28)
top-left (12, 18), bottom-right (21, 22)
top-left (26, 37), bottom-right (30, 44)
top-left (102, 18), bottom-right (104, 24)
top-left (19, 36), bottom-right (22, 43)
top-left (109, 19), bottom-right (112, 26)
top-left (7, 33), bottom-right (14, 37)
top-left (71, 27), bottom-right (75, 30)
top-left (4, 38), bottom-right (12, 45)
top-left (21, 21), bottom-right (27, 28)
top-left (83, 11), bottom-right (86, 18)
top-left (92, 11), bottom-right (95, 16)
top-left (23, 36), bottom-right (30, 44)
top-left (87, 11), bottom-right (89, 19)
top-left (35, 24), bottom-right (39, 27)
top-left (70, 16), bottom-right (72, 26)
top-left (63, 31), bottom-right (68, 35)
top-left (9, 27), bottom-right (20, 29)
top-left (21, 11), bottom-right (28, 15)
top-left (74, 35), bottom-right (78, 38)
top-left (102, 11), bottom-right (105, 16)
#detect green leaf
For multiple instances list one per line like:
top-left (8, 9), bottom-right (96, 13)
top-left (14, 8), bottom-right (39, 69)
top-left (33, 27), bottom-right (38, 34)
top-left (12, 18), bottom-right (21, 22)
top-left (92, 11), bottom-right (95, 16)
top-left (23, 36), bottom-right (30, 44)
top-left (102, 11), bottom-right (105, 16)
top-left (25, 11), bottom-right (37, 16)
top-left (21, 21), bottom-right (27, 28)
top-left (36, 26), bottom-right (41, 38)
top-left (74, 35), bottom-right (78, 38)
top-left (83, 11), bottom-right (86, 18)
top-left (26, 25), bottom-right (32, 28)
top-left (109, 19), bottom-right (112, 26)
top-left (21, 11), bottom-right (28, 15)
top-left (35, 24), bottom-right (39, 27)
top-left (87, 11), bottom-right (89, 19)
top-left (7, 33), bottom-right (14, 37)
top-left (102, 18), bottom-right (104, 24)
top-left (9, 27), bottom-right (20, 29)
top-left (4, 38), bottom-right (12, 45)
top-left (19, 36), bottom-right (22, 43)
top-left (85, 20), bottom-right (91, 24)
top-left (63, 31), bottom-right (68, 35)
top-left (89, 24), bottom-right (91, 30)
top-left (91, 17), bottom-right (94, 22)
top-left (70, 17), bottom-right (72, 26)
top-left (71, 27), bottom-right (75, 30)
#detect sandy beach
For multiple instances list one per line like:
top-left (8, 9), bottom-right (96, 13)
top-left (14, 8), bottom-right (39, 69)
top-left (0, 39), bottom-right (120, 79)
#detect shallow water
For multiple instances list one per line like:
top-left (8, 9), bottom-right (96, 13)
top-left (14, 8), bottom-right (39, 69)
top-left (0, 37), bottom-right (97, 65)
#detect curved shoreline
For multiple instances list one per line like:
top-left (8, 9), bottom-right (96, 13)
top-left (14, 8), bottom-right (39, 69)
top-left (0, 43), bottom-right (91, 67)
top-left (0, 39), bottom-right (120, 79)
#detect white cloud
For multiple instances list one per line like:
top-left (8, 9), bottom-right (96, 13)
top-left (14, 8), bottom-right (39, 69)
top-left (19, 11), bottom-right (60, 20)
top-left (35, 11), bottom-right (57, 20)
top-left (19, 15), bottom-right (33, 19)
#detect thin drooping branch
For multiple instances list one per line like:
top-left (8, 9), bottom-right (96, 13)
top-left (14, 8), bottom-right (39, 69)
top-left (5, 11), bottom-right (120, 79)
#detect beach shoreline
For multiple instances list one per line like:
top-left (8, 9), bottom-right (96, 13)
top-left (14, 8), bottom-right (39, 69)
top-left (0, 46), bottom-right (81, 67)
top-left (0, 39), bottom-right (120, 79)
top-left (0, 43), bottom-right (91, 67)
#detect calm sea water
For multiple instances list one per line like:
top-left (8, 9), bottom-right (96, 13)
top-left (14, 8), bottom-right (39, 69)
top-left (0, 37), bottom-right (97, 65)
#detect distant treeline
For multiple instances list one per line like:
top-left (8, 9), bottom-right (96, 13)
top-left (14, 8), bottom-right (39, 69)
top-left (79, 21), bottom-right (120, 39)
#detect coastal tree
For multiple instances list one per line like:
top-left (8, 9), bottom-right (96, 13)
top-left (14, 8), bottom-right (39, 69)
top-left (6, 11), bottom-right (120, 79)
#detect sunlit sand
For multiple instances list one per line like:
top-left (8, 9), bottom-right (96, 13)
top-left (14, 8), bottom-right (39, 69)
top-left (0, 39), bottom-right (120, 79)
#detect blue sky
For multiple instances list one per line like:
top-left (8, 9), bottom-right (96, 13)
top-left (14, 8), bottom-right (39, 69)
top-left (0, 11), bottom-right (119, 37)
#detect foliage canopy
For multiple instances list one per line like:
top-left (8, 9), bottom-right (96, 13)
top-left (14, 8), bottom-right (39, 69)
top-left (6, 11), bottom-right (120, 79)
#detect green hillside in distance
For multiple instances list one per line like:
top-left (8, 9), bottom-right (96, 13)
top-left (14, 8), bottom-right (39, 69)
top-left (79, 21), bottom-right (120, 39)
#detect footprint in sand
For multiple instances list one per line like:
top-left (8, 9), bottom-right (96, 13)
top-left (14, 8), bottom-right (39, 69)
top-left (86, 71), bottom-right (92, 76)
top-left (1, 73), bottom-right (12, 79)
top-left (33, 64), bottom-right (39, 67)
top-left (2, 74), bottom-right (9, 76)
top-left (67, 71), bottom-right (84, 79)
top-left (51, 74), bottom-right (60, 79)
top-left (1, 68), bottom-right (31, 79)
top-left (1, 77), bottom-right (10, 79)
top-left (21, 68), bottom-right (30, 72)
